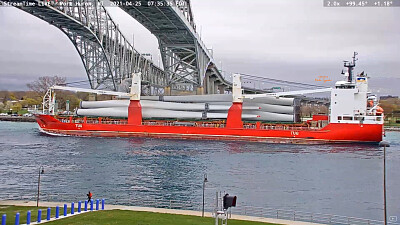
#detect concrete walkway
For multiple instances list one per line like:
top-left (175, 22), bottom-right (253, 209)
top-left (0, 200), bottom-right (322, 225)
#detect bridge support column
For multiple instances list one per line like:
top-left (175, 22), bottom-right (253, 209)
top-left (214, 81), bottom-right (221, 94)
top-left (208, 77), bottom-right (216, 94)
top-left (164, 86), bottom-right (171, 96)
top-left (196, 87), bottom-right (204, 95)
top-left (218, 85), bottom-right (226, 94)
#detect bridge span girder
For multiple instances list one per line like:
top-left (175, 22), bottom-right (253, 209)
top-left (115, 0), bottom-right (213, 93)
top-left (11, 0), bottom-right (167, 94)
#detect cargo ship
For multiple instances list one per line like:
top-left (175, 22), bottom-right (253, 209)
top-left (34, 54), bottom-right (384, 144)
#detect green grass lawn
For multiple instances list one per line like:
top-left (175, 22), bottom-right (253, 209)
top-left (0, 206), bottom-right (57, 225)
top-left (1, 206), bottom-right (280, 225)
top-left (46, 210), bottom-right (279, 225)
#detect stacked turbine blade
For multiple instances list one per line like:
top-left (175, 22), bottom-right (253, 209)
top-left (77, 94), bottom-right (295, 122)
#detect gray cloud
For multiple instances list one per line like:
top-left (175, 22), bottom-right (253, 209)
top-left (0, 0), bottom-right (399, 95)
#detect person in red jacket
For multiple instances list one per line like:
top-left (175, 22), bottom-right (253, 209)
top-left (87, 191), bottom-right (93, 201)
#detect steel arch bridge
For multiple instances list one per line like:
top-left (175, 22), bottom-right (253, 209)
top-left (3, 0), bottom-right (264, 95)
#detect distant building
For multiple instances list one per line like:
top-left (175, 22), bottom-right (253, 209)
top-left (380, 95), bottom-right (399, 100)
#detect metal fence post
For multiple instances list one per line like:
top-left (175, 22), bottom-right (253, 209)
top-left (277, 210), bottom-right (279, 219)
top-left (294, 211), bottom-right (296, 221)
top-left (169, 200), bottom-right (172, 209)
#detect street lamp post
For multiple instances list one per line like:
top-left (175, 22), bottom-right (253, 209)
top-left (379, 141), bottom-right (390, 225)
top-left (37, 166), bottom-right (44, 207)
top-left (202, 173), bottom-right (208, 217)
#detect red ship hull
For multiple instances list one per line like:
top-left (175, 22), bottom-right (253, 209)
top-left (34, 114), bottom-right (383, 144)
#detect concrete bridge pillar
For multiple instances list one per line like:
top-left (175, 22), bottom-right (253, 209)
top-left (218, 85), bottom-right (226, 94)
top-left (196, 87), bottom-right (204, 95)
top-left (164, 86), bottom-right (171, 96)
top-left (208, 77), bottom-right (216, 94)
top-left (214, 81), bottom-right (221, 94)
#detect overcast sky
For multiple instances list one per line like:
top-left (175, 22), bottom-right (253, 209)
top-left (0, 0), bottom-right (399, 94)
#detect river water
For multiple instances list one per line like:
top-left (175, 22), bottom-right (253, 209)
top-left (0, 121), bottom-right (399, 221)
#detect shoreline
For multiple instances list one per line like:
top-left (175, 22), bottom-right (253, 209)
top-left (0, 116), bottom-right (36, 122)
top-left (0, 200), bottom-right (321, 225)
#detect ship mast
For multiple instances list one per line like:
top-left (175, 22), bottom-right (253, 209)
top-left (343, 52), bottom-right (358, 83)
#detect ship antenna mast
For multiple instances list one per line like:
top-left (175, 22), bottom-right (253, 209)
top-left (343, 52), bottom-right (358, 83)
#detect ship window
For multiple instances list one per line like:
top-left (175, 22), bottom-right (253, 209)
top-left (338, 116), bottom-right (342, 120)
top-left (343, 116), bottom-right (353, 120)
top-left (335, 94), bottom-right (337, 96)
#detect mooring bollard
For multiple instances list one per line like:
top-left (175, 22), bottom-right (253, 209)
top-left (37, 209), bottom-right (42, 223)
top-left (1, 215), bottom-right (5, 225)
top-left (14, 213), bottom-right (20, 225)
top-left (47, 208), bottom-right (51, 221)
top-left (78, 201), bottom-right (82, 213)
top-left (27, 211), bottom-right (31, 225)
top-left (101, 199), bottom-right (105, 210)
top-left (90, 199), bottom-right (93, 211)
top-left (71, 202), bottom-right (74, 215)
top-left (55, 206), bottom-right (59, 218)
top-left (84, 200), bottom-right (88, 211)
top-left (96, 199), bottom-right (99, 210)
top-left (63, 204), bottom-right (67, 216)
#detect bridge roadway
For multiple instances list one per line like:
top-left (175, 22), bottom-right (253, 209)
top-left (4, 0), bottom-right (266, 95)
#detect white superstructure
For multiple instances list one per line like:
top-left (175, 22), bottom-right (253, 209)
top-left (329, 53), bottom-right (383, 124)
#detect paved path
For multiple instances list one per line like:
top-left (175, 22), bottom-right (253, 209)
top-left (0, 200), bottom-right (322, 225)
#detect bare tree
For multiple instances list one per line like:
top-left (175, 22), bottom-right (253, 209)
top-left (27, 76), bottom-right (66, 96)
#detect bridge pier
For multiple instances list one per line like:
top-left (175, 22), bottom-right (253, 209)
top-left (164, 86), bottom-right (171, 96)
top-left (196, 87), bottom-right (204, 95)
top-left (208, 77), bottom-right (216, 94)
top-left (218, 85), bottom-right (226, 94)
top-left (214, 81), bottom-right (221, 94)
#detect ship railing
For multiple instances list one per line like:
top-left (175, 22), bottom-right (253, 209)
top-left (100, 120), bottom-right (128, 125)
top-left (259, 124), bottom-right (318, 131)
top-left (141, 121), bottom-right (226, 128)
top-left (57, 116), bottom-right (129, 125)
